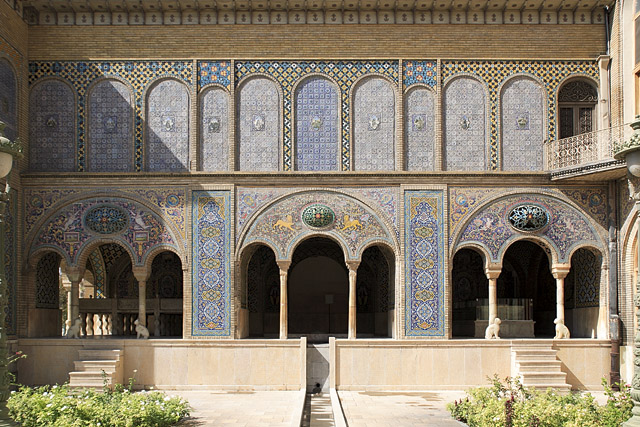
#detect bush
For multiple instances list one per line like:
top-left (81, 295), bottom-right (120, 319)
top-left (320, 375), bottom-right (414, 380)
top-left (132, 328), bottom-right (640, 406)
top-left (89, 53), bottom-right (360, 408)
top-left (447, 376), bottom-right (632, 427)
top-left (6, 383), bottom-right (190, 427)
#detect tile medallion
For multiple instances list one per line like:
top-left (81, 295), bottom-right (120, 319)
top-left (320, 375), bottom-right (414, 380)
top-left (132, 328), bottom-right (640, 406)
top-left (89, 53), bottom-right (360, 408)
top-left (404, 190), bottom-right (445, 336)
top-left (241, 191), bottom-right (395, 260)
top-left (192, 190), bottom-right (231, 336)
top-left (457, 194), bottom-right (601, 263)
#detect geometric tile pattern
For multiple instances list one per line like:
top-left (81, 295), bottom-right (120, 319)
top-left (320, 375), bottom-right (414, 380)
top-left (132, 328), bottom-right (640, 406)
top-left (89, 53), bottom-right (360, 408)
top-left (242, 191), bottom-right (394, 260)
top-left (0, 58), bottom-right (17, 141)
top-left (88, 248), bottom-right (106, 298)
top-left (236, 60), bottom-right (399, 170)
top-left (403, 60), bottom-right (437, 89)
top-left (198, 61), bottom-right (232, 91)
top-left (192, 190), bottom-right (231, 336)
top-left (237, 77), bottom-right (280, 171)
top-left (442, 60), bottom-right (599, 169)
top-left (559, 187), bottom-right (608, 229)
top-left (295, 76), bottom-right (339, 171)
top-left (87, 79), bottom-right (134, 172)
top-left (443, 77), bottom-right (486, 171)
top-left (353, 77), bottom-right (395, 171)
top-left (200, 86), bottom-right (230, 171)
top-left (29, 60), bottom-right (193, 171)
top-left (457, 194), bottom-right (600, 263)
top-left (31, 197), bottom-right (177, 266)
top-left (572, 247), bottom-right (600, 308)
top-left (35, 252), bottom-right (60, 309)
top-left (146, 79), bottom-right (190, 171)
top-left (404, 190), bottom-right (445, 336)
top-left (405, 86), bottom-right (435, 171)
top-left (500, 77), bottom-right (544, 171)
top-left (29, 79), bottom-right (77, 172)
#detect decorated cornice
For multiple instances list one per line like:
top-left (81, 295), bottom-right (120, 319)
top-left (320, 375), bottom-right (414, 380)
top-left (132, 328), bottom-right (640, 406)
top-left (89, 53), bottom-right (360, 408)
top-left (19, 0), bottom-right (614, 25)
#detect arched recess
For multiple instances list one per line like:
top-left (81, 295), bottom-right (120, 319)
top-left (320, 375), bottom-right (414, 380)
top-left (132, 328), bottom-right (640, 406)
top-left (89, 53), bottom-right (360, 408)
top-left (293, 75), bottom-right (340, 171)
top-left (87, 78), bottom-right (134, 172)
top-left (0, 57), bottom-right (18, 141)
top-left (499, 75), bottom-right (546, 171)
top-left (356, 244), bottom-right (395, 337)
top-left (443, 75), bottom-right (487, 171)
top-left (145, 78), bottom-right (190, 172)
top-left (404, 84), bottom-right (435, 171)
top-left (451, 247), bottom-right (488, 337)
top-left (288, 236), bottom-right (348, 337)
top-left (237, 190), bottom-right (399, 262)
top-left (237, 75), bottom-right (282, 171)
top-left (563, 246), bottom-right (604, 338)
top-left (242, 244), bottom-right (280, 338)
top-left (352, 75), bottom-right (396, 171)
top-left (29, 78), bottom-right (77, 172)
top-left (32, 251), bottom-right (63, 337)
top-left (199, 84), bottom-right (230, 171)
top-left (557, 77), bottom-right (599, 139)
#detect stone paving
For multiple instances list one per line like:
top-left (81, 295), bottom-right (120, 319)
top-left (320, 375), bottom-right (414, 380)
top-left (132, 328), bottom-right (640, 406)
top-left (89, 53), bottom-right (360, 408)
top-left (337, 391), bottom-right (468, 427)
top-left (171, 390), bottom-right (303, 426)
top-left (169, 389), bottom-right (468, 426)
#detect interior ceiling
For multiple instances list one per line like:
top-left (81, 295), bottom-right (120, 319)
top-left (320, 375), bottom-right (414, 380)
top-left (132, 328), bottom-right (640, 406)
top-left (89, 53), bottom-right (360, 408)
top-left (21, 0), bottom-right (616, 13)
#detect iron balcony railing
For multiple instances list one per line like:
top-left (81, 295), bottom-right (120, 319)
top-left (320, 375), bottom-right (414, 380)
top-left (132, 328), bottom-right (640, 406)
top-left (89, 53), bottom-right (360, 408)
top-left (545, 123), bottom-right (632, 171)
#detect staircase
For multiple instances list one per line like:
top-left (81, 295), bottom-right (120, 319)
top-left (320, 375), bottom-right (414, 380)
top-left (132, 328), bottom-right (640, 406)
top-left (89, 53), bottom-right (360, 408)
top-left (69, 349), bottom-right (123, 390)
top-left (511, 342), bottom-right (571, 393)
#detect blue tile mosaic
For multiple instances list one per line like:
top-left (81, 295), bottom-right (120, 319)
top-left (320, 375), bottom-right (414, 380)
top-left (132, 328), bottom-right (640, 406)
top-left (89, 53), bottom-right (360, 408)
top-left (295, 76), bottom-right (339, 171)
top-left (146, 79), bottom-right (190, 172)
top-left (29, 61), bottom-right (193, 171)
top-left (198, 61), bottom-right (232, 91)
top-left (29, 79), bottom-right (76, 172)
top-left (353, 77), bottom-right (395, 171)
top-left (87, 79), bottom-right (134, 172)
top-left (192, 190), bottom-right (231, 336)
top-left (403, 61), bottom-right (437, 89)
top-left (236, 61), bottom-right (399, 171)
top-left (442, 60), bottom-right (599, 169)
top-left (405, 86), bottom-right (435, 171)
top-left (405, 190), bottom-right (445, 336)
top-left (200, 86), bottom-right (230, 171)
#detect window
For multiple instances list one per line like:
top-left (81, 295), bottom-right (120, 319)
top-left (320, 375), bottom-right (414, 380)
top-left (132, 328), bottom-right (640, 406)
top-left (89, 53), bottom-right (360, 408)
top-left (558, 80), bottom-right (597, 139)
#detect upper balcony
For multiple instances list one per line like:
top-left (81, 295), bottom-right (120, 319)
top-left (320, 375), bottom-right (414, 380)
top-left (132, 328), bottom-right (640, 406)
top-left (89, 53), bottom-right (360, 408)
top-left (544, 123), bottom-right (632, 181)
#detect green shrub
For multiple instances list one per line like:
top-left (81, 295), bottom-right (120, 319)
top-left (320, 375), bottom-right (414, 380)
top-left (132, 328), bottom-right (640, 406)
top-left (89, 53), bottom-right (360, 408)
top-left (6, 383), bottom-right (190, 427)
top-left (447, 376), bottom-right (632, 427)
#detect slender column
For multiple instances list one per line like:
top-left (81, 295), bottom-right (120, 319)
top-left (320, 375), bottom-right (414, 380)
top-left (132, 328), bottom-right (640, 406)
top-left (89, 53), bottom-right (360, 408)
top-left (65, 267), bottom-right (85, 324)
top-left (346, 261), bottom-right (360, 340)
top-left (485, 265), bottom-right (502, 326)
top-left (133, 267), bottom-right (151, 327)
top-left (277, 261), bottom-right (291, 340)
top-left (552, 264), bottom-right (571, 334)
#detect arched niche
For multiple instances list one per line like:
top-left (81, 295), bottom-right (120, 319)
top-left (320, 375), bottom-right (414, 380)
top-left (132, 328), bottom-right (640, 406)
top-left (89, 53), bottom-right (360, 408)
top-left (145, 78), bottom-right (190, 172)
top-left (199, 85), bottom-right (230, 171)
top-left (87, 78), bottom-right (134, 172)
top-left (0, 58), bottom-right (17, 141)
top-left (404, 85), bottom-right (435, 171)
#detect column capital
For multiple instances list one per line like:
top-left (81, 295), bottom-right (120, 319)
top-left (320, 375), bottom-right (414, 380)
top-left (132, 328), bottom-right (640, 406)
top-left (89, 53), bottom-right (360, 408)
top-left (64, 266), bottom-right (86, 283)
top-left (276, 260), bottom-right (291, 272)
top-left (132, 266), bottom-right (151, 282)
top-left (551, 264), bottom-right (571, 279)
top-left (485, 263), bottom-right (502, 280)
top-left (346, 260), bottom-right (360, 271)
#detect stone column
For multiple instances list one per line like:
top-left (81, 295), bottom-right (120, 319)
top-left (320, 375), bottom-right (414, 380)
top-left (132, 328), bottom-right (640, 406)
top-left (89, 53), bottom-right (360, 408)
top-left (277, 261), bottom-right (291, 340)
top-left (133, 267), bottom-right (151, 327)
top-left (65, 267), bottom-right (85, 324)
top-left (552, 264), bottom-right (571, 331)
top-left (60, 273), bottom-right (72, 327)
top-left (346, 261), bottom-right (360, 340)
top-left (485, 264), bottom-right (502, 326)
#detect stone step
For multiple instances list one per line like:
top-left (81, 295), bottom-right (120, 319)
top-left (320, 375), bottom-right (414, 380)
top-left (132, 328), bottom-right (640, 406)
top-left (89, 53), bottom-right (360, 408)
top-left (73, 360), bottom-right (119, 371)
top-left (516, 360), bottom-right (563, 372)
top-left (77, 349), bottom-right (121, 360)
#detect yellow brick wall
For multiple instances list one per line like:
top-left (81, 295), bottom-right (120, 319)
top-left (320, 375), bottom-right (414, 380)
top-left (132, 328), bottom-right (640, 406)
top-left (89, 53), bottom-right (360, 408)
top-left (27, 24), bottom-right (606, 60)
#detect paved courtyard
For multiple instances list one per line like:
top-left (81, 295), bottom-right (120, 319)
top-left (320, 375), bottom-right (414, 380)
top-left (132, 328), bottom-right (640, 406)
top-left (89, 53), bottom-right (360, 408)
top-left (169, 389), bottom-right (468, 426)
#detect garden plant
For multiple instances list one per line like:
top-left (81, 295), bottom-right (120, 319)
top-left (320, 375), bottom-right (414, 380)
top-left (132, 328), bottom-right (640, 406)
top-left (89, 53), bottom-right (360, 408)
top-left (448, 376), bottom-right (632, 427)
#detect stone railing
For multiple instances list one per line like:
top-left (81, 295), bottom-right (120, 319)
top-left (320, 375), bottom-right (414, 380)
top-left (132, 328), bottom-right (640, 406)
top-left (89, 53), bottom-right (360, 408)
top-left (545, 123), bottom-right (632, 171)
